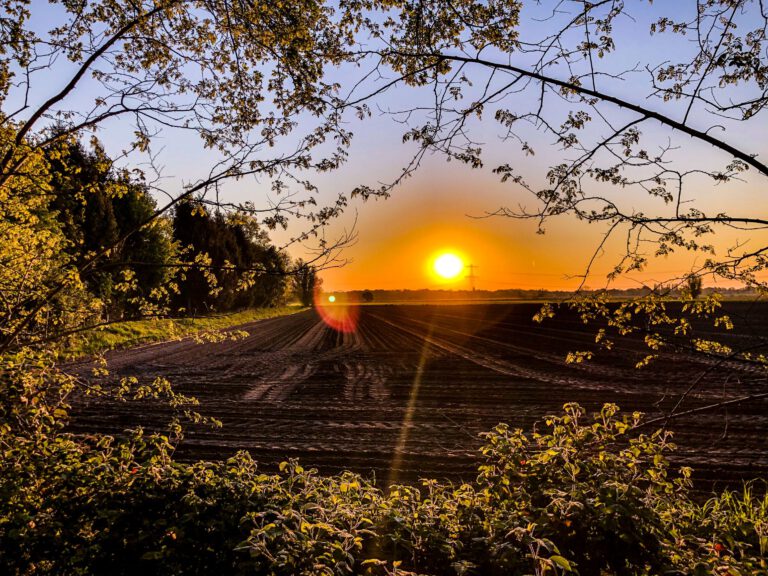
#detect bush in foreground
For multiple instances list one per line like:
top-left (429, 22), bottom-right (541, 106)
top-left (1, 403), bottom-right (766, 575)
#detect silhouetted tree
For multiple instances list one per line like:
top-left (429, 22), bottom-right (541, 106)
top-left (686, 275), bottom-right (703, 300)
top-left (292, 261), bottom-right (319, 307)
top-left (47, 139), bottom-right (118, 304)
top-left (361, 290), bottom-right (374, 303)
top-left (172, 201), bottom-right (289, 314)
top-left (172, 201), bottom-right (213, 315)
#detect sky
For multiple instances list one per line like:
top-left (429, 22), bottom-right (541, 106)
top-left (13, 1), bottom-right (768, 293)
top-left (296, 2), bottom-right (768, 292)
top-left (307, 139), bottom-right (768, 292)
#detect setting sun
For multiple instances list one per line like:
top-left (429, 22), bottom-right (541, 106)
top-left (433, 253), bottom-right (464, 279)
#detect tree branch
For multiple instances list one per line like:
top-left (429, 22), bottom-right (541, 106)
top-left (385, 50), bottom-right (768, 178)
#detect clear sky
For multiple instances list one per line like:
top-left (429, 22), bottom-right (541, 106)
top-left (15, 1), bottom-right (768, 292)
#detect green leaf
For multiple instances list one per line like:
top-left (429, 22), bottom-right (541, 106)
top-left (550, 555), bottom-right (573, 572)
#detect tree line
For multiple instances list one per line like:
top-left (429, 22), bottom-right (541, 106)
top-left (33, 136), bottom-right (318, 322)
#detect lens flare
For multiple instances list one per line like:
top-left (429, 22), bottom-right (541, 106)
top-left (314, 292), bottom-right (359, 333)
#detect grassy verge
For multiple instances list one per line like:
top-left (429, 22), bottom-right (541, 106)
top-left (63, 306), bottom-right (306, 360)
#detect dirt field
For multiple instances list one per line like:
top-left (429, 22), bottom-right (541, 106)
top-left (69, 303), bottom-right (768, 488)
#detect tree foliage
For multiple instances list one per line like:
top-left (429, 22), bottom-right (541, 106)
top-left (172, 200), bottom-right (289, 315)
top-left (47, 137), bottom-right (177, 318)
top-left (292, 260), bottom-right (320, 307)
top-left (687, 275), bottom-right (704, 301)
top-left (0, 126), bottom-right (97, 350)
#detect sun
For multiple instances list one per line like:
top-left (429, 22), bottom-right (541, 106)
top-left (433, 253), bottom-right (464, 279)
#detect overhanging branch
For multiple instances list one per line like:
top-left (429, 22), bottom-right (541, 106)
top-left (386, 50), bottom-right (768, 178)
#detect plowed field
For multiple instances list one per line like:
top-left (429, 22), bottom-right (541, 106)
top-left (69, 303), bottom-right (768, 488)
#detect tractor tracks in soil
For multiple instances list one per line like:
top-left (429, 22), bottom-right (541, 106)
top-left (68, 303), bottom-right (768, 487)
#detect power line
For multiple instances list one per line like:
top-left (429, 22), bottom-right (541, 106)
top-left (465, 263), bottom-right (478, 291)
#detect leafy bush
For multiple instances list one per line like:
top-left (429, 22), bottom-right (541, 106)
top-left (2, 399), bottom-right (767, 575)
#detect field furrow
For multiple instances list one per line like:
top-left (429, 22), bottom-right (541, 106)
top-left (68, 303), bottom-right (768, 488)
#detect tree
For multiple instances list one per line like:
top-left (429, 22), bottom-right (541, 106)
top-left (292, 260), bottom-right (320, 307)
top-left (686, 275), bottom-right (703, 301)
top-left (361, 289), bottom-right (374, 303)
top-left (171, 200), bottom-right (214, 315)
top-left (171, 201), bottom-right (289, 315)
top-left (0, 128), bottom-right (95, 348)
top-left (46, 137), bottom-right (177, 318)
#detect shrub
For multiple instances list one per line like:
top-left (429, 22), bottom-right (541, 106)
top-left (1, 401), bottom-right (767, 575)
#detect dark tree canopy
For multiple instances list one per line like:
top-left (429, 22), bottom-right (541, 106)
top-left (46, 138), bottom-right (177, 317)
top-left (292, 260), bottom-right (319, 307)
top-left (172, 200), bottom-right (289, 315)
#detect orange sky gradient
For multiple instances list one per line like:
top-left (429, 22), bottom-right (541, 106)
top-left (310, 153), bottom-right (768, 293)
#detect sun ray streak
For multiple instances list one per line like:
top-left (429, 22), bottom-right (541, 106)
top-left (387, 322), bottom-right (435, 487)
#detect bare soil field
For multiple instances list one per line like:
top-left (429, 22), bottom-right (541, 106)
top-left (69, 303), bottom-right (768, 489)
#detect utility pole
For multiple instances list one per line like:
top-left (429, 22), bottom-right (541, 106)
top-left (465, 264), bottom-right (478, 291)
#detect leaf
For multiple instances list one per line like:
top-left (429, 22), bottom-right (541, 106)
top-left (550, 555), bottom-right (573, 572)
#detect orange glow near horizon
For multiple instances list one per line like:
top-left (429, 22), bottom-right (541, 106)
top-left (306, 167), bottom-right (768, 293)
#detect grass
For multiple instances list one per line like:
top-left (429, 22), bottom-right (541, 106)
top-left (63, 306), bottom-right (306, 360)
